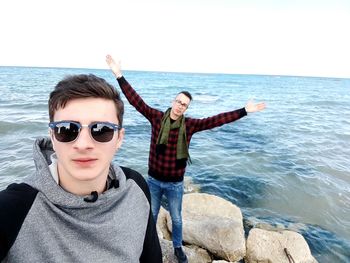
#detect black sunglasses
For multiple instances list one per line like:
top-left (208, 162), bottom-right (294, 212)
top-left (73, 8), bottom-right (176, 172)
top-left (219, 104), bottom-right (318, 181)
top-left (49, 121), bottom-right (122, 143)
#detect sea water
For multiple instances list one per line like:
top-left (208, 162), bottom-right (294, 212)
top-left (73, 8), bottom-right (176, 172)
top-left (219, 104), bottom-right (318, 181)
top-left (0, 66), bottom-right (349, 262)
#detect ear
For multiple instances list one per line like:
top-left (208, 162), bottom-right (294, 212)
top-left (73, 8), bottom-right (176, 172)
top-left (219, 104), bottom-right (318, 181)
top-left (115, 128), bottom-right (125, 150)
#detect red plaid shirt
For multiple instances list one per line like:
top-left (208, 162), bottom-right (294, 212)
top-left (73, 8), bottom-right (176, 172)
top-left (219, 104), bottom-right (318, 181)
top-left (117, 77), bottom-right (247, 182)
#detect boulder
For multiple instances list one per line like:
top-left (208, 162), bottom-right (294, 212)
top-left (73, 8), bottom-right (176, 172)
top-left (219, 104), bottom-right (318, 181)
top-left (212, 261), bottom-right (237, 263)
top-left (160, 238), bottom-right (212, 263)
top-left (167, 193), bottom-right (245, 262)
top-left (246, 228), bottom-right (318, 263)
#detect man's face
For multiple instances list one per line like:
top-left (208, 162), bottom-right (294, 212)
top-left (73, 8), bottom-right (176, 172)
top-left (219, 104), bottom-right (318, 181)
top-left (170, 93), bottom-right (190, 119)
top-left (51, 98), bottom-right (124, 193)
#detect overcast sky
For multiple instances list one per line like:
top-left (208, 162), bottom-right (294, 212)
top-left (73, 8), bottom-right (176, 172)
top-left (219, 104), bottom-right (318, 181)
top-left (1, 0), bottom-right (349, 78)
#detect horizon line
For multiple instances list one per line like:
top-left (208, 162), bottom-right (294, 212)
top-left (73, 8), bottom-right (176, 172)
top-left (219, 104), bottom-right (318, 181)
top-left (0, 64), bottom-right (349, 80)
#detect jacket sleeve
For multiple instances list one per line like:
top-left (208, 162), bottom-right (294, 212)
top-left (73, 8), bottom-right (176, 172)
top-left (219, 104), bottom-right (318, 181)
top-left (117, 76), bottom-right (162, 123)
top-left (188, 107), bottom-right (247, 133)
top-left (120, 167), bottom-right (163, 262)
top-left (0, 183), bottom-right (38, 260)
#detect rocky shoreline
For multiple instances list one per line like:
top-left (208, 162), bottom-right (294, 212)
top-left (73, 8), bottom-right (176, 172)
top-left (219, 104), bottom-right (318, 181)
top-left (156, 192), bottom-right (318, 263)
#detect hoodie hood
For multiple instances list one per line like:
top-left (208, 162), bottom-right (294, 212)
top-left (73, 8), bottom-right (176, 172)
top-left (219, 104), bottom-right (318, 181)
top-left (4, 137), bottom-right (161, 263)
top-left (25, 137), bottom-right (127, 210)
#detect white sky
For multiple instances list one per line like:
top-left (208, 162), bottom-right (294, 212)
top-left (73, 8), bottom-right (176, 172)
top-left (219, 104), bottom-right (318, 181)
top-left (0, 0), bottom-right (349, 78)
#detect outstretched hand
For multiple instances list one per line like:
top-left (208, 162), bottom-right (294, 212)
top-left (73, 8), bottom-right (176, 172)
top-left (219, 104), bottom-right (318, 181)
top-left (245, 100), bottom-right (266, 113)
top-left (106, 54), bottom-right (122, 78)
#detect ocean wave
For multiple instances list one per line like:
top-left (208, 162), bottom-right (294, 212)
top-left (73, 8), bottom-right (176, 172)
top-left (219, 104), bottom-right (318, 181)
top-left (193, 94), bottom-right (219, 103)
top-left (0, 121), bottom-right (47, 134)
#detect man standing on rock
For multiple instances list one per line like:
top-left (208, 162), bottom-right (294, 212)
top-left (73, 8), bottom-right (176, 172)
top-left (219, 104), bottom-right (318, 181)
top-left (106, 54), bottom-right (266, 263)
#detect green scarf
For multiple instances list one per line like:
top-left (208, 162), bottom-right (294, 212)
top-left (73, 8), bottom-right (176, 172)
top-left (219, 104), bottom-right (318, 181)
top-left (156, 108), bottom-right (190, 163)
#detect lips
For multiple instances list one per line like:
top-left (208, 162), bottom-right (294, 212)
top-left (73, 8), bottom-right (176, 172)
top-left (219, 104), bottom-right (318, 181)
top-left (72, 158), bottom-right (98, 166)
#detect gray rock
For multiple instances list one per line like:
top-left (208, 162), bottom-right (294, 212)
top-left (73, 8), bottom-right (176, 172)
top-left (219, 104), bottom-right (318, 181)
top-left (167, 193), bottom-right (246, 262)
top-left (246, 228), bottom-right (318, 263)
top-left (160, 238), bottom-right (212, 263)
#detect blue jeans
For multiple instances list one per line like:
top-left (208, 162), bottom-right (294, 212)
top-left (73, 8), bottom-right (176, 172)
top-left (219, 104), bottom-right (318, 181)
top-left (147, 176), bottom-right (184, 248)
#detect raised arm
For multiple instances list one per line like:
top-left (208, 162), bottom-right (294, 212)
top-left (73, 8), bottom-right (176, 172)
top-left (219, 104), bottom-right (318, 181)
top-left (106, 55), bottom-right (159, 121)
top-left (189, 100), bottom-right (266, 133)
top-left (245, 100), bottom-right (266, 113)
top-left (106, 54), bottom-right (123, 79)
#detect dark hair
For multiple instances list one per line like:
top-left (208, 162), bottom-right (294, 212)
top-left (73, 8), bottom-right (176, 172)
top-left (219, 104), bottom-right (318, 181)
top-left (49, 74), bottom-right (124, 125)
top-left (178, 91), bottom-right (193, 101)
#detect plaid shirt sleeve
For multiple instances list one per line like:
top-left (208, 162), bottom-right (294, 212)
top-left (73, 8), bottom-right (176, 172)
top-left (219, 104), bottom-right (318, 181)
top-left (117, 76), bottom-right (160, 122)
top-left (187, 107), bottom-right (247, 133)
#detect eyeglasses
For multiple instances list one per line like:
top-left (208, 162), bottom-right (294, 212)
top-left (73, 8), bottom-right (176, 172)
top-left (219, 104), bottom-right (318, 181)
top-left (174, 99), bottom-right (189, 109)
top-left (49, 121), bottom-right (122, 143)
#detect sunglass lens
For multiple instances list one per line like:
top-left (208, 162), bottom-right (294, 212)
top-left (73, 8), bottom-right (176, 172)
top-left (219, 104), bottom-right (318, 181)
top-left (54, 122), bottom-right (80, 142)
top-left (91, 123), bottom-right (115, 142)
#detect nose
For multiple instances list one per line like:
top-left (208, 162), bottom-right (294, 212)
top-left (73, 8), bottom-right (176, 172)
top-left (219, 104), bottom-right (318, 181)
top-left (73, 127), bottom-right (94, 150)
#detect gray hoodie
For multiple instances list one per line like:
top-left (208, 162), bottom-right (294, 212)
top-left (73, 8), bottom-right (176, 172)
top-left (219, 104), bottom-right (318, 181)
top-left (0, 137), bottom-right (162, 262)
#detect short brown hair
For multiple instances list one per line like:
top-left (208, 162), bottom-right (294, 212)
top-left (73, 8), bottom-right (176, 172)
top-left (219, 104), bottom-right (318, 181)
top-left (49, 74), bottom-right (124, 125)
top-left (178, 91), bottom-right (192, 101)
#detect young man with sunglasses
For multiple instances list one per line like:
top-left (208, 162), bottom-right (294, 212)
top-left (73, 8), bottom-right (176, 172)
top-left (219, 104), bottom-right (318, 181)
top-left (0, 74), bottom-right (162, 262)
top-left (106, 55), bottom-right (266, 263)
